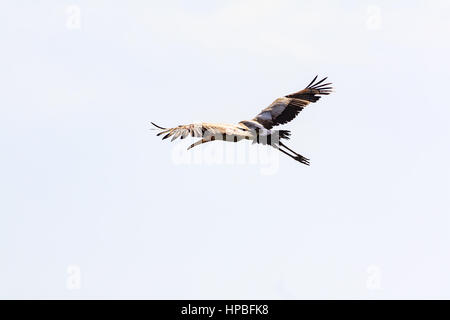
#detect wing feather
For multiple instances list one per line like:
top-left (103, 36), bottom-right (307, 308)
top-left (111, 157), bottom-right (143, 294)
top-left (155, 123), bottom-right (219, 142)
top-left (251, 76), bottom-right (333, 129)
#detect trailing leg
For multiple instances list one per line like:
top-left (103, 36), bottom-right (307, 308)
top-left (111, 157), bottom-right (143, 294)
top-left (272, 144), bottom-right (310, 165)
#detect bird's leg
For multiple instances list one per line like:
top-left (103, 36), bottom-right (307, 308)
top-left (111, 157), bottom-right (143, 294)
top-left (272, 144), bottom-right (299, 161)
top-left (279, 141), bottom-right (301, 156)
top-left (273, 144), bottom-right (310, 165)
top-left (187, 137), bottom-right (215, 150)
top-left (278, 141), bottom-right (310, 165)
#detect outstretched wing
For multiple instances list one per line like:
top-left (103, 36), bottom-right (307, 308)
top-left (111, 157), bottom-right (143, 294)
top-left (252, 76), bottom-right (333, 129)
top-left (151, 122), bottom-right (224, 142)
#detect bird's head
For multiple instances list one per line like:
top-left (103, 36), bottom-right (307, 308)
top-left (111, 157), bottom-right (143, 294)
top-left (238, 120), bottom-right (269, 138)
top-left (236, 121), bottom-right (258, 139)
top-left (239, 120), bottom-right (264, 130)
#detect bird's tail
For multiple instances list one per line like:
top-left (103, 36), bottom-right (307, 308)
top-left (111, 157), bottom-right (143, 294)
top-left (276, 130), bottom-right (291, 140)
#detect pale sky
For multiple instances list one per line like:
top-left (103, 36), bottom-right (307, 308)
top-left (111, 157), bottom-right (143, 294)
top-left (1, 0), bottom-right (450, 299)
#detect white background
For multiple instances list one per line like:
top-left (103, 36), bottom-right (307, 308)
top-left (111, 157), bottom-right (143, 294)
top-left (1, 0), bottom-right (449, 299)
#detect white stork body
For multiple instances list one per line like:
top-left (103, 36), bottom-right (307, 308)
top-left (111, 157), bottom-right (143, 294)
top-left (152, 76), bottom-right (333, 165)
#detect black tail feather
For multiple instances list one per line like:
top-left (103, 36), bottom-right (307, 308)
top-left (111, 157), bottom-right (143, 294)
top-left (277, 130), bottom-right (291, 140)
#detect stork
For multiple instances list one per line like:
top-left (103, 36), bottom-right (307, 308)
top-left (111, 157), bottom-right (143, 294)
top-left (151, 76), bottom-right (333, 165)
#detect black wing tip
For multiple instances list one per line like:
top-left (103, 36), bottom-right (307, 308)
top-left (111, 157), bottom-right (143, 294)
top-left (286, 75), bottom-right (333, 99)
top-left (306, 75), bottom-right (318, 88)
top-left (306, 75), bottom-right (333, 91)
top-left (162, 133), bottom-right (171, 140)
top-left (151, 122), bottom-right (167, 130)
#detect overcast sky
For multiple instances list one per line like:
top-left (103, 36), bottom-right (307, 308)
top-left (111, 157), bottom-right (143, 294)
top-left (1, 0), bottom-right (450, 299)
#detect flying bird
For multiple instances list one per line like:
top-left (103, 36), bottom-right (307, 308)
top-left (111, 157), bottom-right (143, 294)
top-left (151, 76), bottom-right (333, 165)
